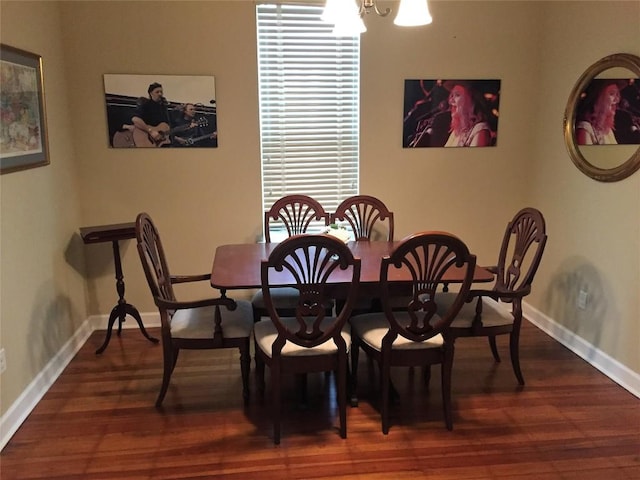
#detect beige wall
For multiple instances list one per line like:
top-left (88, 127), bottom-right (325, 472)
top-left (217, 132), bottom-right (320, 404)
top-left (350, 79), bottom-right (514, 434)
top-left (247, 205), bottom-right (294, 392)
top-left (1, 1), bottom-right (86, 414)
top-left (62, 0), bottom-right (263, 310)
top-left (1, 0), bottom-right (638, 422)
top-left (530, 1), bottom-right (640, 371)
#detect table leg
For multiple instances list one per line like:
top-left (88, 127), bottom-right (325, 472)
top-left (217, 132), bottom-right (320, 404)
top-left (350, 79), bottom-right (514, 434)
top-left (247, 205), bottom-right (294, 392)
top-left (95, 303), bottom-right (123, 355)
top-left (95, 239), bottom-right (158, 354)
top-left (124, 302), bottom-right (159, 345)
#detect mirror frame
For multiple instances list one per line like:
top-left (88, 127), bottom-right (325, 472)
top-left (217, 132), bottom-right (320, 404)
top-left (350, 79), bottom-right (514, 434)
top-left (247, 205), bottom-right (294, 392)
top-left (563, 53), bottom-right (640, 182)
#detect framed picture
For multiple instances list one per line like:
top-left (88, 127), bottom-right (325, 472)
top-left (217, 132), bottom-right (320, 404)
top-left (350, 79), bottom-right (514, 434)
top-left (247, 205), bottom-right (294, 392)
top-left (103, 74), bottom-right (218, 148)
top-left (574, 78), bottom-right (640, 146)
top-left (0, 44), bottom-right (49, 174)
top-left (403, 79), bottom-right (501, 148)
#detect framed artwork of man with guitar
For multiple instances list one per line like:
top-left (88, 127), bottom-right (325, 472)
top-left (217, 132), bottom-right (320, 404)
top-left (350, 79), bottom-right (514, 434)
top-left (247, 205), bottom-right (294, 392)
top-left (104, 74), bottom-right (217, 148)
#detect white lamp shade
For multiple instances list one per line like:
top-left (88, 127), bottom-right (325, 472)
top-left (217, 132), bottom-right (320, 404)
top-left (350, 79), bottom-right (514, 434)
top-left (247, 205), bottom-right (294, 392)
top-left (324, 0), bottom-right (366, 36)
top-left (323, 0), bottom-right (361, 23)
top-left (394, 0), bottom-right (433, 26)
top-left (333, 14), bottom-right (367, 36)
top-left (322, 0), bottom-right (344, 23)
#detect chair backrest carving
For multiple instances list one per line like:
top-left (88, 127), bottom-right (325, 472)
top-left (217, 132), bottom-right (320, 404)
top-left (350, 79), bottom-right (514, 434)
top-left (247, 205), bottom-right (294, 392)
top-left (265, 194), bottom-right (330, 242)
top-left (495, 208), bottom-right (547, 296)
top-left (135, 213), bottom-right (175, 304)
top-left (380, 232), bottom-right (476, 345)
top-left (331, 195), bottom-right (394, 241)
top-left (261, 234), bottom-right (361, 353)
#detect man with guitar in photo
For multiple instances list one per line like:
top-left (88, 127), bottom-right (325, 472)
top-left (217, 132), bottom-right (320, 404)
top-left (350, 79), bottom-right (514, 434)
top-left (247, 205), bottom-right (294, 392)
top-left (130, 82), bottom-right (197, 147)
top-left (172, 103), bottom-right (216, 147)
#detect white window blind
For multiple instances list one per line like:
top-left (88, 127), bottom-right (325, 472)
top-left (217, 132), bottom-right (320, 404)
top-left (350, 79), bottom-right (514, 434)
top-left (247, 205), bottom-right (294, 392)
top-left (256, 3), bottom-right (360, 217)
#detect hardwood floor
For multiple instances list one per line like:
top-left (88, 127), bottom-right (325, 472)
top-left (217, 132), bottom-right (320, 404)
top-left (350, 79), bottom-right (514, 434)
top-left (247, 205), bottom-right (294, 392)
top-left (1, 320), bottom-right (638, 479)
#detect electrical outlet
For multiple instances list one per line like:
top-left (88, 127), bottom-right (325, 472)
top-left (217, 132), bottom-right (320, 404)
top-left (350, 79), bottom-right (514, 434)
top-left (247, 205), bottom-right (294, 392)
top-left (0, 348), bottom-right (6, 374)
top-left (577, 289), bottom-right (588, 310)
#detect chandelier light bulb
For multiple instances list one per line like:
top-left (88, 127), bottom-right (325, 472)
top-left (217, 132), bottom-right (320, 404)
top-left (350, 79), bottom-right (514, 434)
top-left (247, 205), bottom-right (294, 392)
top-left (394, 0), bottom-right (433, 27)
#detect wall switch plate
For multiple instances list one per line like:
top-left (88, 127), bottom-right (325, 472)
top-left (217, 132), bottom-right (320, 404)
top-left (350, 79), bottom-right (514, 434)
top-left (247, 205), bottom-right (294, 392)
top-left (0, 348), bottom-right (6, 374)
top-left (577, 289), bottom-right (588, 310)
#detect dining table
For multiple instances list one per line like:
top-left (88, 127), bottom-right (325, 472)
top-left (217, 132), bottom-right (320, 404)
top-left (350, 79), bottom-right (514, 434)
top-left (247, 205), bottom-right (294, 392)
top-left (211, 238), bottom-right (492, 407)
top-left (210, 240), bottom-right (494, 295)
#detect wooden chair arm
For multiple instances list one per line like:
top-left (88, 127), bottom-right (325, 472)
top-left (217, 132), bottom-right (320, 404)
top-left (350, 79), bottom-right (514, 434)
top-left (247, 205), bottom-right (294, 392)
top-left (466, 284), bottom-right (531, 303)
top-left (170, 273), bottom-right (211, 284)
top-left (156, 295), bottom-right (237, 311)
top-left (464, 288), bottom-right (500, 303)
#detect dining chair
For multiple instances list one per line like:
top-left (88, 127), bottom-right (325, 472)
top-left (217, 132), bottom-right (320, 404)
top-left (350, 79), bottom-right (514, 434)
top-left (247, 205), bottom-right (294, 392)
top-left (135, 213), bottom-right (253, 407)
top-left (253, 234), bottom-right (361, 444)
top-left (251, 194), bottom-right (332, 323)
top-left (349, 231), bottom-right (476, 433)
top-left (437, 207), bottom-right (547, 385)
top-left (331, 194), bottom-right (394, 242)
top-left (331, 195), bottom-right (395, 315)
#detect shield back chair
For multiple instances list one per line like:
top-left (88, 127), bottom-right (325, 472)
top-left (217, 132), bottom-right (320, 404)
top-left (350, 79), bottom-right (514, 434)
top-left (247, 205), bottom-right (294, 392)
top-left (135, 213), bottom-right (253, 407)
top-left (349, 232), bottom-right (476, 433)
top-left (253, 234), bottom-right (361, 444)
top-left (331, 194), bottom-right (394, 242)
top-left (251, 194), bottom-right (332, 323)
top-left (331, 194), bottom-right (395, 315)
top-left (437, 207), bottom-right (547, 386)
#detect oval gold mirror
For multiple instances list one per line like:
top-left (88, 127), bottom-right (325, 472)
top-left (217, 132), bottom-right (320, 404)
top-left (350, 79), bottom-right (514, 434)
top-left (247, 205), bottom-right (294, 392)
top-left (563, 53), bottom-right (640, 182)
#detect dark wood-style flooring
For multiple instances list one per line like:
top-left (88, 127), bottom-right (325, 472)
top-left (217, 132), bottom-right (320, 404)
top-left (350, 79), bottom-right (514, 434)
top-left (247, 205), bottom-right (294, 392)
top-left (1, 320), bottom-right (639, 479)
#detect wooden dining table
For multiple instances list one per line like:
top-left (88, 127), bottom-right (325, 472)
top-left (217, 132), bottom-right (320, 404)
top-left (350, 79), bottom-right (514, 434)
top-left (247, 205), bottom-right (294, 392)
top-left (211, 239), bottom-right (492, 407)
top-left (210, 240), bottom-right (494, 294)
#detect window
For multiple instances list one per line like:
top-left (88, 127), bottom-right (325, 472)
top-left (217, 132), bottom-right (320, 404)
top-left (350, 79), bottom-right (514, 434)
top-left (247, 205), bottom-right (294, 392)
top-left (256, 3), bottom-right (360, 219)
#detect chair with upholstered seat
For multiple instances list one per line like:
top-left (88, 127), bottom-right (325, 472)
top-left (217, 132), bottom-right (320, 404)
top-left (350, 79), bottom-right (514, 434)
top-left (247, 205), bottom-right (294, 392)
top-left (331, 194), bottom-right (394, 242)
top-left (135, 213), bottom-right (253, 407)
top-left (251, 194), bottom-right (331, 323)
top-left (331, 195), bottom-right (395, 314)
top-left (254, 234), bottom-right (361, 444)
top-left (349, 232), bottom-right (476, 433)
top-left (437, 207), bottom-right (547, 386)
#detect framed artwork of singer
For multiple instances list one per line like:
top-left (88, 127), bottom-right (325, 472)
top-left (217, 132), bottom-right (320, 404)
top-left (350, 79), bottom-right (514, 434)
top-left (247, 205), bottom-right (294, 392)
top-left (574, 78), bottom-right (640, 145)
top-left (104, 74), bottom-right (218, 148)
top-left (403, 79), bottom-right (501, 148)
top-left (0, 44), bottom-right (49, 174)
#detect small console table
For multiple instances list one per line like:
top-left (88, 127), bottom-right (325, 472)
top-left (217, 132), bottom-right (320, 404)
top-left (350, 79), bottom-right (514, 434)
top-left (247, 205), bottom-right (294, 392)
top-left (80, 222), bottom-right (159, 354)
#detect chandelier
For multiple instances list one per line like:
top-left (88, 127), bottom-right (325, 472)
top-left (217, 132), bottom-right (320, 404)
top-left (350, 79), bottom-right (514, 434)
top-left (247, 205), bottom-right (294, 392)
top-left (322, 0), bottom-right (432, 35)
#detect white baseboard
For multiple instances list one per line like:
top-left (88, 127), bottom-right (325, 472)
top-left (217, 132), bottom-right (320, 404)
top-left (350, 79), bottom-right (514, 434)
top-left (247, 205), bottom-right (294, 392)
top-left (523, 302), bottom-right (640, 398)
top-left (0, 312), bottom-right (159, 451)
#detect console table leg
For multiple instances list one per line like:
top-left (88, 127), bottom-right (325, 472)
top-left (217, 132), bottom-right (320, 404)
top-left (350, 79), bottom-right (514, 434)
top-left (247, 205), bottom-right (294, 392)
top-left (125, 303), bottom-right (159, 344)
top-left (95, 304), bottom-right (121, 355)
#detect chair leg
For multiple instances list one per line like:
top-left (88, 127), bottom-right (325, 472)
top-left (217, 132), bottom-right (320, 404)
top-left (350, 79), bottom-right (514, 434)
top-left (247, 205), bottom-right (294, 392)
top-left (510, 330), bottom-right (525, 386)
top-left (423, 364), bottom-right (432, 388)
top-left (172, 346), bottom-right (180, 370)
top-left (337, 354), bottom-right (347, 439)
top-left (488, 335), bottom-right (501, 362)
top-left (350, 338), bottom-right (360, 407)
top-left (271, 363), bottom-right (281, 445)
top-left (381, 358), bottom-right (391, 435)
top-left (255, 337), bottom-right (266, 399)
top-left (442, 344), bottom-right (454, 431)
top-left (239, 340), bottom-right (251, 404)
top-left (156, 344), bottom-right (176, 407)
top-left (256, 357), bottom-right (266, 400)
